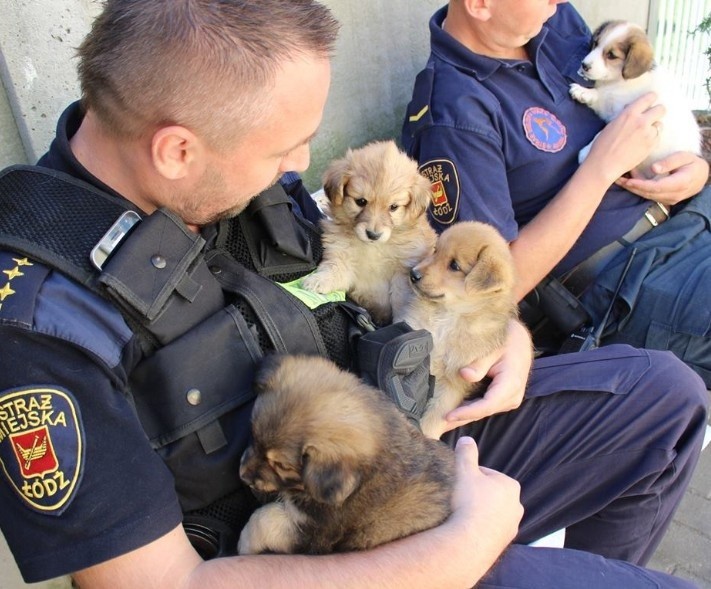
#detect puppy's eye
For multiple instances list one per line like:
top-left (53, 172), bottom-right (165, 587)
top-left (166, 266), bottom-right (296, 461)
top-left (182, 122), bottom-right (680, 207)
top-left (354, 198), bottom-right (367, 207)
top-left (448, 259), bottom-right (461, 272)
top-left (389, 204), bottom-right (399, 212)
top-left (606, 51), bottom-right (619, 60)
top-left (271, 460), bottom-right (296, 474)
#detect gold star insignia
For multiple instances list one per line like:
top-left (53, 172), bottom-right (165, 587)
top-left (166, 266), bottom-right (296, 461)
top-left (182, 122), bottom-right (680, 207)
top-left (0, 283), bottom-right (15, 301)
top-left (3, 267), bottom-right (24, 280)
top-left (12, 258), bottom-right (33, 267)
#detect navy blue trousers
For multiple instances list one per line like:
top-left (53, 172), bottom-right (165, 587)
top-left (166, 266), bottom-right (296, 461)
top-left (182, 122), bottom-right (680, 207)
top-left (445, 344), bottom-right (709, 588)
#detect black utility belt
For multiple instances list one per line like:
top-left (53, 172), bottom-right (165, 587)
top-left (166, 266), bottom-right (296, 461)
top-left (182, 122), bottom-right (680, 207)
top-left (561, 202), bottom-right (669, 297)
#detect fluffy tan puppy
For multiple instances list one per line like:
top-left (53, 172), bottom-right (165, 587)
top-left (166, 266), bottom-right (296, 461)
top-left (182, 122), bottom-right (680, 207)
top-left (395, 221), bottom-right (520, 439)
top-left (238, 354), bottom-right (454, 555)
top-left (302, 140), bottom-right (436, 325)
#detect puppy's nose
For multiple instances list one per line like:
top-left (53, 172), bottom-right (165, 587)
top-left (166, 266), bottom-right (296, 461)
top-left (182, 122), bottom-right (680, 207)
top-left (410, 267), bottom-right (422, 283)
top-left (365, 229), bottom-right (382, 241)
top-left (581, 61), bottom-right (591, 72)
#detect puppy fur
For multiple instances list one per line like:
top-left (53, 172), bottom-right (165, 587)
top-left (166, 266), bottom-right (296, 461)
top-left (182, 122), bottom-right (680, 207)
top-left (395, 221), bottom-right (520, 439)
top-left (570, 20), bottom-right (700, 178)
top-left (301, 140), bottom-right (436, 325)
top-left (238, 354), bottom-right (454, 555)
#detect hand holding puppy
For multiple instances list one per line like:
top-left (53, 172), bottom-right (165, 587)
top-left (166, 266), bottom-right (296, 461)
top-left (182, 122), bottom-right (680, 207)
top-left (444, 319), bottom-right (532, 430)
top-left (444, 437), bottom-right (523, 577)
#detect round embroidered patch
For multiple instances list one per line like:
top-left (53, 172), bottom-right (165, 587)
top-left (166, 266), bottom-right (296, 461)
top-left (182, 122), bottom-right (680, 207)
top-left (419, 159), bottom-right (460, 225)
top-left (0, 386), bottom-right (84, 515)
top-left (522, 107), bottom-right (567, 153)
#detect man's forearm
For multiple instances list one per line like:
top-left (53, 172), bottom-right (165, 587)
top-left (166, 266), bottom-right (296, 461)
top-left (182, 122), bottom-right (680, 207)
top-left (510, 162), bottom-right (613, 299)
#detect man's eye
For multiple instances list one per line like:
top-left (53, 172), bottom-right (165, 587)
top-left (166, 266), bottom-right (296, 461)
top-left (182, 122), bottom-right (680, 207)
top-left (389, 204), bottom-right (399, 212)
top-left (448, 259), bottom-right (461, 272)
top-left (354, 198), bottom-right (367, 207)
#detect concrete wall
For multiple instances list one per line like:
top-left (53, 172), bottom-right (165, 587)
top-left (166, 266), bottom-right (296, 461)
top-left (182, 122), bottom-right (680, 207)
top-left (572, 0), bottom-right (650, 30)
top-left (0, 1), bottom-right (652, 186)
top-left (0, 1), bottom-right (649, 588)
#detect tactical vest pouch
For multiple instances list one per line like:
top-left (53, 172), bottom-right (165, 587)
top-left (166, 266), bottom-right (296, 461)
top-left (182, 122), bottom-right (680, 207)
top-left (357, 322), bottom-right (435, 427)
top-left (99, 208), bottom-right (225, 346)
top-left (129, 302), bottom-right (260, 507)
top-left (235, 183), bottom-right (317, 278)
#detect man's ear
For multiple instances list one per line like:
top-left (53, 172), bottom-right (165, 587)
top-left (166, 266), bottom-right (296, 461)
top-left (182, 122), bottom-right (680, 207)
top-left (462, 0), bottom-right (492, 21)
top-left (151, 125), bottom-right (204, 180)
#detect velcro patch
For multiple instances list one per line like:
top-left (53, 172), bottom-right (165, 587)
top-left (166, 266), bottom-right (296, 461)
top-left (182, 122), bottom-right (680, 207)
top-left (522, 107), bottom-right (567, 153)
top-left (419, 159), bottom-right (460, 225)
top-left (0, 386), bottom-right (84, 515)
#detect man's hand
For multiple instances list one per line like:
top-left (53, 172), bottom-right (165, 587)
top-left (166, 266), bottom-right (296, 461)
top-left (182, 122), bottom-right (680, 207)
top-left (443, 320), bottom-right (532, 431)
top-left (616, 151), bottom-right (709, 205)
top-left (446, 437), bottom-right (523, 557)
top-left (585, 92), bottom-right (666, 185)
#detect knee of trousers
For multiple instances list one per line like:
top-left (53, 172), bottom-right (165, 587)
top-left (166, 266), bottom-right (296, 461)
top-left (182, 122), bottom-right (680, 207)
top-left (640, 349), bottom-right (709, 418)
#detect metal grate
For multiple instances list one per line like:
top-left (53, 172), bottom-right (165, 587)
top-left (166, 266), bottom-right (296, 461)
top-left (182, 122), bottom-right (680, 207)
top-left (649, 0), bottom-right (711, 109)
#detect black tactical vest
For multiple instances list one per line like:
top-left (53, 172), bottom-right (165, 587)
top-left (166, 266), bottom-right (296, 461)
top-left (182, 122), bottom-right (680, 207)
top-left (0, 165), bottom-right (435, 558)
top-left (0, 165), bottom-right (365, 557)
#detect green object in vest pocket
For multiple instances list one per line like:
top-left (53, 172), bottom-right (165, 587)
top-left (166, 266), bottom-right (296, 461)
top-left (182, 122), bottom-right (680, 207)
top-left (278, 275), bottom-right (346, 309)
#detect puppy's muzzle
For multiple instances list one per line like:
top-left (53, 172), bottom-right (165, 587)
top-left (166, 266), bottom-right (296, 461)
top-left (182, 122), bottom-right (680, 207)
top-left (366, 229), bottom-right (383, 241)
top-left (578, 60), bottom-right (592, 80)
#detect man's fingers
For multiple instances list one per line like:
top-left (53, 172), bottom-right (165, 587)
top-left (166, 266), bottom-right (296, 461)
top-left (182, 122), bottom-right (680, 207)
top-left (454, 436), bottom-right (480, 467)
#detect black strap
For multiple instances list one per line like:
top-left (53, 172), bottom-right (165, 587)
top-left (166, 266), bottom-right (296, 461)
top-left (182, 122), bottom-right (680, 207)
top-left (561, 202), bottom-right (669, 297)
top-left (0, 165), bottom-right (137, 287)
top-left (205, 248), bottom-right (329, 357)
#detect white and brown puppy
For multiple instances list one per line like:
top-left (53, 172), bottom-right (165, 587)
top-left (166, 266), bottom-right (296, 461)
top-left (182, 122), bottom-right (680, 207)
top-left (570, 20), bottom-right (700, 177)
top-left (238, 354), bottom-right (454, 555)
top-left (301, 140), bottom-right (436, 325)
top-left (395, 222), bottom-right (520, 439)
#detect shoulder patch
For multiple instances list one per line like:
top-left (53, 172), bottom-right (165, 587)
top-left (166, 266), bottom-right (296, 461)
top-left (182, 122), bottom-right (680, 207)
top-left (0, 386), bottom-right (85, 515)
top-left (0, 253), bottom-right (50, 326)
top-left (419, 159), bottom-right (460, 225)
top-left (522, 107), bottom-right (567, 153)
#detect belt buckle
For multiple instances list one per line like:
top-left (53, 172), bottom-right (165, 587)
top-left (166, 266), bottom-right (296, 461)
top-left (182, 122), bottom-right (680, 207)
top-left (644, 202), bottom-right (669, 228)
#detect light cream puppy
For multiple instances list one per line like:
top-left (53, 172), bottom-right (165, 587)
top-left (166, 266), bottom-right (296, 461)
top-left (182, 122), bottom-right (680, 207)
top-left (302, 140), bottom-right (436, 325)
top-left (570, 20), bottom-right (700, 178)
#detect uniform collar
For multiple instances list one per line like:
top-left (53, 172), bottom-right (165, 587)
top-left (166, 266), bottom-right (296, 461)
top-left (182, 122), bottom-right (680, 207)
top-left (429, 6), bottom-right (550, 82)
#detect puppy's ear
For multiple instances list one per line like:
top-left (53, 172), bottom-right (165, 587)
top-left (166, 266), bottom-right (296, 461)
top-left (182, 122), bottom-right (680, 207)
top-left (301, 445), bottom-right (361, 505)
top-left (407, 172), bottom-right (434, 219)
top-left (253, 354), bottom-right (286, 395)
top-left (591, 21), bottom-right (613, 48)
top-left (465, 246), bottom-right (513, 295)
top-left (622, 30), bottom-right (654, 80)
top-left (322, 155), bottom-right (352, 206)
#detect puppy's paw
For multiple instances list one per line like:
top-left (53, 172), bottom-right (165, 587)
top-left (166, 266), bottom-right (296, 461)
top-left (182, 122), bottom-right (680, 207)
top-left (569, 83), bottom-right (596, 105)
top-left (238, 502), bottom-right (299, 555)
top-left (302, 269), bottom-right (341, 294)
top-left (419, 412), bottom-right (447, 440)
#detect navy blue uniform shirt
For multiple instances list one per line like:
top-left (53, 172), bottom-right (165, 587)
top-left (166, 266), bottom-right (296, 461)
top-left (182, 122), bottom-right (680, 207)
top-left (402, 4), bottom-right (651, 274)
top-left (0, 103), bottom-right (183, 582)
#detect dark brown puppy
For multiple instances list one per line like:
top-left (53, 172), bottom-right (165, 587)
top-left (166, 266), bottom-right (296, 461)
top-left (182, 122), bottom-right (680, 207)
top-left (238, 354), bottom-right (454, 554)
